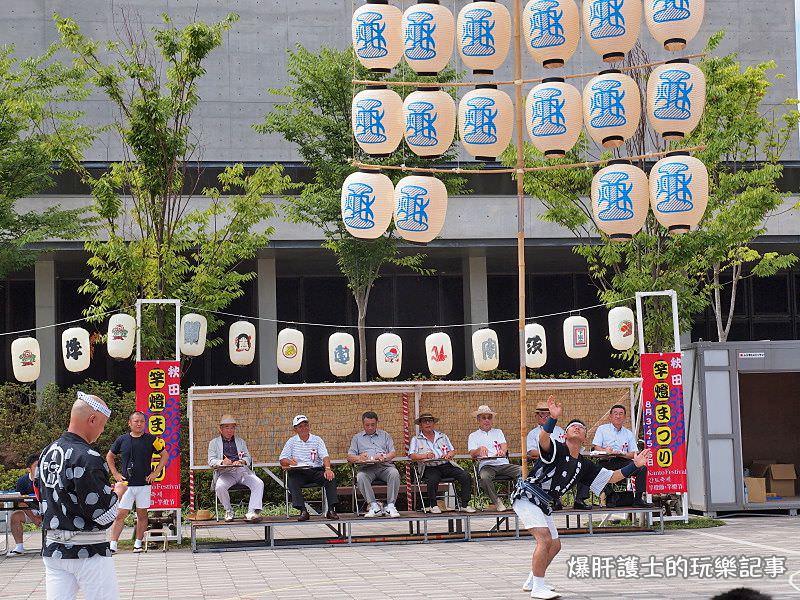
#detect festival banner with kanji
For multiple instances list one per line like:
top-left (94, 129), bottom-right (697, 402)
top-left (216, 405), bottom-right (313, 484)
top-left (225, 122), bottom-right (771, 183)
top-left (135, 361), bottom-right (181, 508)
top-left (641, 352), bottom-right (687, 494)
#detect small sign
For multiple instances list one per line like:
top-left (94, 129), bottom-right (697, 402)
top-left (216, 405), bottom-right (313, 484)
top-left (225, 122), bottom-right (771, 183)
top-left (738, 352), bottom-right (765, 359)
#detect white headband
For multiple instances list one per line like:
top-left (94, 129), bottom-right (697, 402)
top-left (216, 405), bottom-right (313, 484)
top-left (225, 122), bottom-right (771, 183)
top-left (77, 391), bottom-right (111, 418)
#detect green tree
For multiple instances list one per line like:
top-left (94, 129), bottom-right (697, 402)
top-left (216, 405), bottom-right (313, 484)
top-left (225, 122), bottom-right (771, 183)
top-left (258, 46), bottom-right (465, 381)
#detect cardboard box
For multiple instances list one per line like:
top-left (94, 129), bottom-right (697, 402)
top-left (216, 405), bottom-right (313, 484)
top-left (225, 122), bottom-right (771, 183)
top-left (765, 464), bottom-right (797, 497)
top-left (744, 477), bottom-right (766, 503)
top-left (750, 459), bottom-right (776, 478)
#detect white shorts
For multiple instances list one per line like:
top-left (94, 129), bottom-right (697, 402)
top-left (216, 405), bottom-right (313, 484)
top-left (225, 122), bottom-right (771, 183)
top-left (43, 555), bottom-right (119, 600)
top-left (118, 485), bottom-right (151, 510)
top-left (513, 499), bottom-right (559, 539)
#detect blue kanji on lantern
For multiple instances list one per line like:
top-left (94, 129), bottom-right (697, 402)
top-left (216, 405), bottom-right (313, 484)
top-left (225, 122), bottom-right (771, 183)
top-left (461, 8), bottom-right (496, 57)
top-left (463, 96), bottom-right (498, 145)
top-left (589, 79), bottom-right (627, 128)
top-left (333, 344), bottom-right (351, 365)
top-left (396, 184), bottom-right (431, 232)
top-left (405, 101), bottom-right (438, 147)
top-left (405, 11), bottom-right (437, 61)
top-left (528, 0), bottom-right (566, 48)
top-left (596, 171), bottom-right (635, 221)
top-left (652, 0), bottom-right (691, 23)
top-left (354, 98), bottom-right (387, 144)
top-left (355, 11), bottom-right (389, 59)
top-left (589, 0), bottom-right (626, 39)
top-left (531, 87), bottom-right (567, 137)
top-left (343, 182), bottom-right (376, 230)
top-left (653, 69), bottom-right (693, 121)
top-left (655, 161), bottom-right (694, 213)
top-left (481, 337), bottom-right (498, 361)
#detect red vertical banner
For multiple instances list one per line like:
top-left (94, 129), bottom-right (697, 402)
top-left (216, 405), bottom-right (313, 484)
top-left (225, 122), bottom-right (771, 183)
top-left (641, 352), bottom-right (687, 494)
top-left (135, 361), bottom-right (181, 509)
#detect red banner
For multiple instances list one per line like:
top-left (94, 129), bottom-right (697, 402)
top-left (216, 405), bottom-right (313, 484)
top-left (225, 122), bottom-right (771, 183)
top-left (135, 361), bottom-right (181, 509)
top-left (641, 352), bottom-right (687, 494)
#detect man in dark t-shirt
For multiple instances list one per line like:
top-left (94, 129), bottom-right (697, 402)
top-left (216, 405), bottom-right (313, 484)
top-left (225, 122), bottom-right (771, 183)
top-left (106, 411), bottom-right (168, 553)
top-left (6, 453), bottom-right (41, 556)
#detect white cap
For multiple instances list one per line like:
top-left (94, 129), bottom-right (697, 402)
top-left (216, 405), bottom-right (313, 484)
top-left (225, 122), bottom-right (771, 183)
top-left (292, 414), bottom-right (309, 427)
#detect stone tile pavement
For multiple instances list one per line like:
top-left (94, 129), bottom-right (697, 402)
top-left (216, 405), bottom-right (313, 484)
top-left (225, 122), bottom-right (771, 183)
top-left (1, 516), bottom-right (799, 599)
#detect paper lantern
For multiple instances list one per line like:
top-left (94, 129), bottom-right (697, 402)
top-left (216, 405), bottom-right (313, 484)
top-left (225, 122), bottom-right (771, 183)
top-left (583, 0), bottom-right (641, 63)
top-left (471, 328), bottom-right (499, 372)
top-left (608, 306), bottom-right (635, 351)
top-left (11, 337), bottom-right (40, 382)
top-left (180, 313), bottom-right (207, 357)
top-left (394, 175), bottom-right (448, 244)
top-left (458, 85), bottom-right (513, 161)
top-left (62, 327), bottom-right (91, 373)
top-left (352, 85), bottom-right (404, 158)
top-left (647, 60), bottom-right (705, 141)
top-left (341, 170), bottom-right (394, 239)
top-left (645, 0), bottom-right (704, 51)
top-left (526, 78), bottom-right (582, 157)
top-left (583, 70), bottom-right (641, 148)
top-left (376, 332), bottom-right (402, 379)
top-left (229, 321), bottom-right (256, 366)
top-left (329, 332), bottom-right (356, 378)
top-left (591, 161), bottom-right (649, 241)
top-left (403, 87), bottom-right (455, 158)
top-left (106, 314), bottom-right (136, 360)
top-left (402, 1), bottom-right (455, 75)
top-left (425, 332), bottom-right (453, 376)
top-left (457, 1), bottom-right (511, 74)
top-left (650, 153), bottom-right (708, 235)
top-left (277, 328), bottom-right (304, 374)
top-left (353, 1), bottom-right (403, 72)
top-left (524, 323), bottom-right (547, 369)
top-left (523, 0), bottom-right (580, 68)
top-left (563, 316), bottom-right (589, 359)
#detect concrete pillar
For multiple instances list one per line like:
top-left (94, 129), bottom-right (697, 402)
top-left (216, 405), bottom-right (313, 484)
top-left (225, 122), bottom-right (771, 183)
top-left (35, 257), bottom-right (57, 397)
top-left (257, 256), bottom-right (278, 384)
top-left (462, 254), bottom-right (488, 374)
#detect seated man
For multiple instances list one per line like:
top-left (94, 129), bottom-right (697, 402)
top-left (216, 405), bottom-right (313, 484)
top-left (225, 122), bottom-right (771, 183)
top-left (347, 411), bottom-right (401, 518)
top-left (6, 454), bottom-right (41, 557)
top-left (409, 413), bottom-right (474, 513)
top-left (207, 414), bottom-right (264, 522)
top-left (468, 405), bottom-right (521, 512)
top-left (279, 415), bottom-right (339, 522)
top-left (526, 401), bottom-right (566, 510)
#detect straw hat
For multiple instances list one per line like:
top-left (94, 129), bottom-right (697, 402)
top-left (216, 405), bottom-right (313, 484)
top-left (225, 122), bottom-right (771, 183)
top-left (219, 414), bottom-right (237, 425)
top-left (534, 401), bottom-right (550, 412)
top-left (472, 404), bottom-right (497, 417)
top-left (415, 413), bottom-right (439, 425)
top-left (186, 509), bottom-right (213, 521)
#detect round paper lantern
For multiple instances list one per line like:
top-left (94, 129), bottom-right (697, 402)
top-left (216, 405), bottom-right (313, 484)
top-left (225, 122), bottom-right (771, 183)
top-left (583, 0), bottom-right (641, 63)
top-left (341, 170), bottom-right (394, 239)
top-left (277, 328), bottom-right (304, 375)
top-left (591, 160), bottom-right (649, 241)
top-left (352, 85), bottom-right (404, 158)
top-left (583, 70), bottom-right (641, 148)
top-left (563, 316), bottom-right (589, 359)
top-left (458, 85), bottom-right (513, 161)
top-left (107, 314), bottom-right (136, 360)
top-left (402, 1), bottom-right (455, 75)
top-left (645, 0), bottom-right (704, 51)
top-left (425, 331), bottom-right (453, 376)
top-left (62, 327), bottom-right (91, 373)
top-left (376, 332), bottom-right (402, 379)
top-left (180, 313), bottom-right (207, 357)
top-left (647, 59), bottom-right (705, 141)
top-left (526, 77), bottom-right (582, 157)
top-left (394, 174), bottom-right (448, 244)
top-left (11, 337), bottom-right (40, 382)
top-left (329, 332), bottom-right (356, 378)
top-left (403, 87), bottom-right (455, 158)
top-left (471, 328), bottom-right (499, 372)
top-left (457, 1), bottom-right (511, 74)
top-left (524, 323), bottom-right (547, 369)
top-left (229, 321), bottom-right (256, 366)
top-left (608, 306), bottom-right (635, 351)
top-left (522, 0), bottom-right (580, 68)
top-left (353, 1), bottom-right (403, 72)
top-left (650, 153), bottom-right (708, 235)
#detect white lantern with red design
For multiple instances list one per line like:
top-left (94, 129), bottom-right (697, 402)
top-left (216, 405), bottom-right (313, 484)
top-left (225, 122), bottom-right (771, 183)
top-left (180, 313), bottom-right (207, 357)
top-left (458, 85), bottom-right (513, 161)
top-left (277, 328), bottom-right (304, 375)
top-left (341, 170), bottom-right (394, 239)
top-left (583, 0), bottom-right (642, 63)
top-left (645, 0), bottom-right (704, 51)
top-left (352, 85), bottom-right (404, 158)
top-left (403, 87), bottom-right (455, 158)
top-left (402, 1), bottom-right (455, 75)
top-left (376, 332), bottom-right (402, 379)
top-left (650, 153), bottom-right (708, 235)
top-left (583, 70), bottom-right (641, 149)
top-left (591, 161), bottom-right (649, 241)
top-left (647, 59), bottom-right (706, 141)
top-left (353, 1), bottom-right (403, 72)
top-left (472, 328), bottom-right (499, 372)
top-left (107, 314), bottom-right (136, 360)
top-left (524, 323), bottom-right (547, 369)
top-left (526, 78), bottom-right (583, 158)
top-left (523, 0), bottom-right (580, 68)
top-left (457, 1), bottom-right (511, 75)
top-left (229, 321), bottom-right (256, 366)
top-left (62, 327), bottom-right (91, 373)
top-left (563, 316), bottom-right (589, 359)
top-left (329, 332), bottom-right (356, 378)
top-left (11, 337), bottom-right (40, 382)
top-left (394, 174), bottom-right (448, 244)
top-left (608, 306), bottom-right (636, 351)
top-left (425, 331), bottom-right (453, 376)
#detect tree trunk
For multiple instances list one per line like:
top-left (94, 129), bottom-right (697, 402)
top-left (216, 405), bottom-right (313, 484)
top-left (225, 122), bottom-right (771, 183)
top-left (354, 289), bottom-right (368, 382)
top-left (712, 263), bottom-right (725, 342)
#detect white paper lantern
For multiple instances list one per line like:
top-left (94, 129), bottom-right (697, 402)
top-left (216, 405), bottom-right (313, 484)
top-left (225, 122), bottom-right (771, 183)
top-left (523, 0), bottom-right (581, 68)
top-left (375, 332), bottom-right (403, 379)
top-left (277, 328), bottom-right (304, 375)
top-left (329, 332), bottom-right (356, 378)
top-left (526, 78), bottom-right (583, 158)
top-left (591, 161), bottom-right (649, 241)
top-left (106, 314), bottom-right (136, 360)
top-left (353, 1), bottom-right (404, 72)
top-left (341, 170), bottom-right (394, 239)
top-left (584, 70), bottom-right (641, 149)
top-left (62, 327), bottom-right (91, 373)
top-left (394, 175), bottom-right (448, 244)
top-left (353, 85), bottom-right (404, 158)
top-left (645, 0), bottom-right (704, 51)
top-left (647, 60), bottom-right (706, 141)
top-left (471, 328), bottom-right (499, 372)
top-left (403, 87), bottom-right (456, 158)
top-left (608, 306), bottom-right (636, 351)
top-left (458, 85), bottom-right (514, 161)
top-left (563, 316), bottom-right (589, 359)
top-left (425, 331), bottom-right (453, 376)
top-left (457, 1), bottom-right (511, 74)
top-left (583, 0), bottom-right (642, 63)
top-left (229, 321), bottom-right (256, 366)
top-left (650, 153), bottom-right (709, 235)
top-left (403, 1), bottom-right (455, 75)
top-left (11, 337), bottom-right (40, 382)
top-left (180, 313), bottom-right (208, 357)
top-left (524, 323), bottom-right (547, 369)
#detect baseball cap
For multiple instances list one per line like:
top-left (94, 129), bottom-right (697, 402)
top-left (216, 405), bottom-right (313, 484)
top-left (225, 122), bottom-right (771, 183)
top-left (292, 414), bottom-right (309, 427)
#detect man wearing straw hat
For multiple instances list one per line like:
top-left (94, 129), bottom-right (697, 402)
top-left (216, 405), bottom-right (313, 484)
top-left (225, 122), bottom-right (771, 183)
top-left (526, 401), bottom-right (565, 461)
top-left (468, 404), bottom-right (521, 512)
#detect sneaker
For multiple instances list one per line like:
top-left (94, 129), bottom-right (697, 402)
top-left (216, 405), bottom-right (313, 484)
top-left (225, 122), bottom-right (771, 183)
top-left (530, 588), bottom-right (560, 599)
top-left (364, 505), bottom-right (381, 518)
top-left (495, 500), bottom-right (508, 512)
top-left (523, 575), bottom-right (555, 592)
top-left (462, 505), bottom-right (477, 513)
top-left (132, 546), bottom-right (143, 554)
top-left (429, 506), bottom-right (442, 514)
top-left (385, 504), bottom-right (400, 518)
top-left (6, 549), bottom-right (24, 557)
top-left (224, 510), bottom-right (235, 522)
top-left (245, 511), bottom-right (262, 522)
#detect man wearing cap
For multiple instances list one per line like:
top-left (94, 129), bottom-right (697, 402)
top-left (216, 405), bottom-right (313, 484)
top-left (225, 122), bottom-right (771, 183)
top-left (207, 414), bottom-right (263, 522)
top-left (526, 402), bottom-right (566, 461)
top-left (279, 415), bottom-right (339, 522)
top-left (347, 411), bottom-right (401, 518)
top-left (468, 405), bottom-right (521, 512)
top-left (409, 413), bottom-right (475, 513)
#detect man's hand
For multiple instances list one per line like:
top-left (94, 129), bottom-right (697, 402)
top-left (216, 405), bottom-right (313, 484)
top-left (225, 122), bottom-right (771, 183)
top-left (234, 460), bottom-right (245, 466)
top-left (359, 453), bottom-right (369, 463)
top-left (478, 446), bottom-right (489, 458)
top-left (112, 481), bottom-right (128, 498)
top-left (112, 472), bottom-right (125, 483)
top-left (145, 471), bottom-right (159, 484)
top-left (324, 468), bottom-right (335, 481)
top-left (633, 449), bottom-right (651, 468)
top-left (222, 457), bottom-right (233, 466)
top-left (546, 394), bottom-right (562, 419)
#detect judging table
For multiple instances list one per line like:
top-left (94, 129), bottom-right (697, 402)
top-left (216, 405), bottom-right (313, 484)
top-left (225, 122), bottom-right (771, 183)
top-left (0, 493), bottom-right (38, 554)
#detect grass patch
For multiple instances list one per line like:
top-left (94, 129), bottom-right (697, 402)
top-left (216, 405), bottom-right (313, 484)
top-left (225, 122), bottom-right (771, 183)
top-left (115, 537), bottom-right (229, 551)
top-left (594, 516), bottom-right (725, 530)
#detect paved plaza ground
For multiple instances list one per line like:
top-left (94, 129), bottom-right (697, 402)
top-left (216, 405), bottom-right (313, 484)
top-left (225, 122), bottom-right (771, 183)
top-left (1, 515), bottom-right (799, 599)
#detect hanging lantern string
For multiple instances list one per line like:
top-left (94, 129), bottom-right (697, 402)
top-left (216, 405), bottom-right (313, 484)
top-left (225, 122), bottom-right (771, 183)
top-left (0, 305), bottom-right (137, 338)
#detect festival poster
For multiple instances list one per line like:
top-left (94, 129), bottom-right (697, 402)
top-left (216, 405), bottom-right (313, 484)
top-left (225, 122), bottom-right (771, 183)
top-left (641, 352), bottom-right (687, 494)
top-left (135, 361), bottom-right (181, 508)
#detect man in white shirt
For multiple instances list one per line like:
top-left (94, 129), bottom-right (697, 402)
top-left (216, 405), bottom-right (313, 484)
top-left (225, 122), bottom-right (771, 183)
top-left (526, 401), bottom-right (566, 461)
top-left (468, 405), bottom-right (521, 512)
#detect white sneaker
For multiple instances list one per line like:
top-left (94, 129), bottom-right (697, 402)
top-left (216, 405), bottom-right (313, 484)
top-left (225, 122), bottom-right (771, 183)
top-left (523, 574), bottom-right (556, 592)
top-left (385, 504), bottom-right (400, 518)
top-left (224, 510), bottom-right (234, 522)
top-left (364, 505), bottom-right (381, 518)
top-left (245, 511), bottom-right (260, 521)
top-left (495, 500), bottom-right (508, 512)
top-left (530, 589), bottom-right (560, 599)
top-left (429, 505), bottom-right (442, 514)
top-left (462, 505), bottom-right (477, 513)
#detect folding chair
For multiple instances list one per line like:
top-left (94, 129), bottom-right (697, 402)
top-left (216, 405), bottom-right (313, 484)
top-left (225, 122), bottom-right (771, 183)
top-left (283, 470), bottom-right (327, 517)
top-left (410, 462), bottom-right (462, 513)
top-left (350, 464), bottom-right (389, 516)
top-left (471, 460), bottom-right (515, 511)
top-left (212, 472), bottom-right (251, 521)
